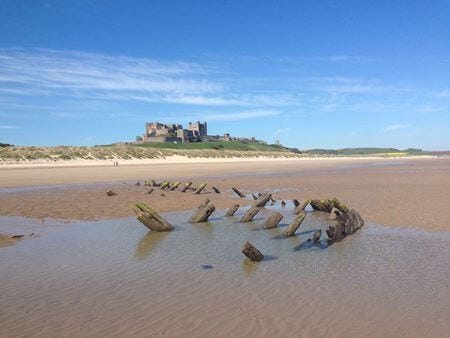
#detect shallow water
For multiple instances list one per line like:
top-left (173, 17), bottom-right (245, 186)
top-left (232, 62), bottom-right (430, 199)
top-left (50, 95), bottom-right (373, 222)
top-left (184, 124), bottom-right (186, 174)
top-left (0, 206), bottom-right (449, 337)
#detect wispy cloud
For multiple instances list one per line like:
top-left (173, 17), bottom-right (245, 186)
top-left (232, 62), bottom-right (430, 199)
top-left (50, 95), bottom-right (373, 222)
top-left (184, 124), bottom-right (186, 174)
top-left (380, 123), bottom-right (412, 132)
top-left (0, 125), bottom-right (21, 129)
top-left (206, 110), bottom-right (282, 121)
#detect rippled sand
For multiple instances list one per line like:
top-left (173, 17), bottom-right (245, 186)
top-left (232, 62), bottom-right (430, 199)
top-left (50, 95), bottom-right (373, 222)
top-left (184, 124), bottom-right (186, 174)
top-left (1, 206), bottom-right (449, 337)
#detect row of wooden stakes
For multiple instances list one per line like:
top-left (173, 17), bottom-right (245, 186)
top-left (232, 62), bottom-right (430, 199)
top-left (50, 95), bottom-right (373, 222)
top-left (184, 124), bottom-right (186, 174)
top-left (131, 193), bottom-right (365, 262)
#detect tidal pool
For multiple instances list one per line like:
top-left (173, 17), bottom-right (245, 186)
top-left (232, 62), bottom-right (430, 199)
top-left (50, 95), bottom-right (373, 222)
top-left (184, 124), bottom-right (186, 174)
top-left (0, 206), bottom-right (449, 337)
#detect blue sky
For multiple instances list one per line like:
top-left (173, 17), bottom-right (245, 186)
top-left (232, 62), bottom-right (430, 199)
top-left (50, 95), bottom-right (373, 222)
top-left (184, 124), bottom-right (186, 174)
top-left (0, 0), bottom-right (449, 149)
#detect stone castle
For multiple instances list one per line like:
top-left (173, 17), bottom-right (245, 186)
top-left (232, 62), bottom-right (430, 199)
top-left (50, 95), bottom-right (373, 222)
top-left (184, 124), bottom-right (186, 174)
top-left (139, 121), bottom-right (231, 143)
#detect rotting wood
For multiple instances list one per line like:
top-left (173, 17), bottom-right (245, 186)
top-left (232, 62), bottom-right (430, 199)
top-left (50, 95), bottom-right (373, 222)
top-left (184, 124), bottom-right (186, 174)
top-left (242, 241), bottom-right (264, 261)
top-left (169, 181), bottom-right (181, 191)
top-left (252, 193), bottom-right (271, 207)
top-left (106, 190), bottom-right (117, 196)
top-left (232, 187), bottom-right (246, 198)
top-left (262, 211), bottom-right (283, 229)
top-left (240, 206), bottom-right (262, 222)
top-left (198, 198), bottom-right (210, 208)
top-left (294, 199), bottom-right (310, 214)
top-left (313, 229), bottom-right (322, 244)
top-left (293, 199), bottom-right (300, 207)
top-left (189, 204), bottom-right (215, 223)
top-left (212, 186), bottom-right (221, 194)
top-left (181, 182), bottom-right (192, 192)
top-left (225, 204), bottom-right (240, 216)
top-left (194, 183), bottom-right (207, 194)
top-left (283, 211), bottom-right (306, 237)
top-left (131, 203), bottom-right (174, 232)
top-left (160, 181), bottom-right (170, 190)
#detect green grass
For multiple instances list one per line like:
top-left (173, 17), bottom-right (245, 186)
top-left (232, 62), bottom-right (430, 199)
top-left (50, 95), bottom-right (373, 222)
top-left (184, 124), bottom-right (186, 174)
top-left (132, 140), bottom-right (288, 152)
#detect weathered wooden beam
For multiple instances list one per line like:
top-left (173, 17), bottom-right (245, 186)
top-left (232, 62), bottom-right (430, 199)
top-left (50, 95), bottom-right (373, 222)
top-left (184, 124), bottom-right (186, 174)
top-left (232, 187), bottom-right (246, 198)
top-left (147, 188), bottom-right (154, 194)
top-left (181, 181), bottom-right (192, 192)
top-left (169, 181), bottom-right (181, 191)
top-left (283, 211), bottom-right (306, 236)
top-left (131, 203), bottom-right (174, 232)
top-left (294, 199), bottom-right (310, 214)
top-left (225, 204), bottom-right (240, 216)
top-left (194, 183), bottom-right (207, 194)
top-left (212, 186), bottom-right (221, 194)
top-left (262, 211), bottom-right (283, 229)
top-left (189, 204), bottom-right (216, 223)
top-left (160, 181), bottom-right (170, 190)
top-left (327, 209), bottom-right (364, 244)
top-left (313, 229), bottom-right (322, 244)
top-left (198, 198), bottom-right (210, 208)
top-left (240, 206), bottom-right (262, 222)
top-left (293, 199), bottom-right (300, 207)
top-left (242, 241), bottom-right (264, 261)
top-left (252, 193), bottom-right (271, 207)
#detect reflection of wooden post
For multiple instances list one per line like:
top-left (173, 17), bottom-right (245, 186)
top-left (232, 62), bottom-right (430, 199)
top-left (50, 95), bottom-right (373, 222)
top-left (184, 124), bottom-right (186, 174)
top-left (242, 241), bottom-right (264, 261)
top-left (232, 187), bottom-right (246, 198)
top-left (251, 193), bottom-right (258, 200)
top-left (194, 183), bottom-right (207, 194)
top-left (225, 204), bottom-right (240, 216)
top-left (283, 211), bottom-right (306, 236)
top-left (240, 206), bottom-right (262, 222)
top-left (189, 205), bottom-right (215, 223)
top-left (169, 181), bottom-right (181, 191)
top-left (131, 203), bottom-right (174, 232)
top-left (252, 193), bottom-right (271, 207)
top-left (263, 211), bottom-right (283, 229)
top-left (212, 186), bottom-right (221, 194)
top-left (181, 182), bottom-right (192, 192)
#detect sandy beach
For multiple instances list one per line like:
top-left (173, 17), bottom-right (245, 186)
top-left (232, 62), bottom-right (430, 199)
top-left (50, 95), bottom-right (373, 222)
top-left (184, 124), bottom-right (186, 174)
top-left (1, 156), bottom-right (449, 232)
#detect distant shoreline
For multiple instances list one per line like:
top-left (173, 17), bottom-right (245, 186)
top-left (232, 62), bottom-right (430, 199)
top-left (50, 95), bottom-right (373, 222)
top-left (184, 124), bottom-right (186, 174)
top-left (0, 153), bottom-right (440, 169)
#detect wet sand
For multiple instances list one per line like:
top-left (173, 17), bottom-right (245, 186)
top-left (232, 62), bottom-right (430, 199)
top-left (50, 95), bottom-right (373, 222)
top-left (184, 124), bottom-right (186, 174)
top-left (0, 209), bottom-right (449, 337)
top-left (1, 157), bottom-right (449, 232)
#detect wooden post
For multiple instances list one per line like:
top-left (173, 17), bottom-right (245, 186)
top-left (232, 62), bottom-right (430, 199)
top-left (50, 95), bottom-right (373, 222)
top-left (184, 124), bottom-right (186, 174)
top-left (252, 193), bottom-right (271, 207)
top-left (240, 206), bottom-right (262, 222)
top-left (194, 183), bottom-right (207, 194)
top-left (160, 181), bottom-right (170, 190)
top-left (294, 199), bottom-right (310, 214)
top-left (131, 203), bottom-right (174, 232)
top-left (189, 204), bottom-right (215, 223)
top-left (232, 187), bottom-right (246, 198)
top-left (212, 186), bottom-right (221, 194)
top-left (169, 181), bottom-right (181, 191)
top-left (313, 229), bottom-right (322, 244)
top-left (147, 188), bottom-right (154, 194)
top-left (281, 200), bottom-right (286, 207)
top-left (106, 190), bottom-right (117, 196)
top-left (242, 241), bottom-right (264, 261)
top-left (181, 182), bottom-right (192, 192)
top-left (262, 211), bottom-right (283, 229)
top-left (225, 204), bottom-right (240, 216)
top-left (283, 211), bottom-right (306, 236)
top-left (198, 198), bottom-right (210, 208)
top-left (293, 199), bottom-right (300, 207)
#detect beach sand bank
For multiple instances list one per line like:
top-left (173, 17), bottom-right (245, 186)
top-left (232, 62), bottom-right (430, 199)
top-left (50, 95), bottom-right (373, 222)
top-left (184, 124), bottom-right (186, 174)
top-left (0, 157), bottom-right (449, 232)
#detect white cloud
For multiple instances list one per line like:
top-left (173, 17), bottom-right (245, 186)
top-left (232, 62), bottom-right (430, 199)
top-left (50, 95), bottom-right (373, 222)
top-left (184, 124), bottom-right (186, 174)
top-left (204, 110), bottom-right (282, 121)
top-left (0, 125), bottom-right (21, 129)
top-left (380, 123), bottom-right (412, 132)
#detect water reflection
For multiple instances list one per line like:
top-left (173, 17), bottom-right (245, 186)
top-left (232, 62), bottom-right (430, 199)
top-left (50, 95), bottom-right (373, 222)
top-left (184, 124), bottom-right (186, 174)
top-left (134, 231), bottom-right (169, 261)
